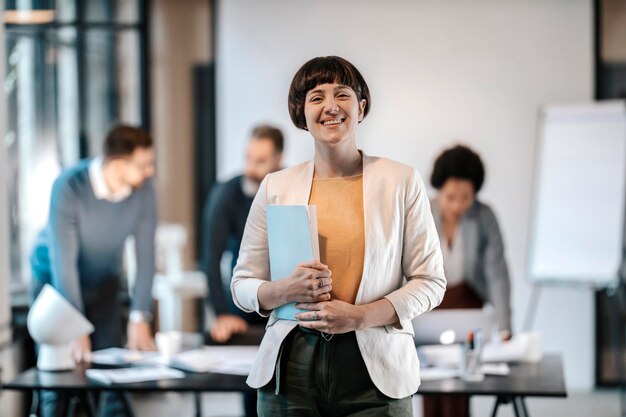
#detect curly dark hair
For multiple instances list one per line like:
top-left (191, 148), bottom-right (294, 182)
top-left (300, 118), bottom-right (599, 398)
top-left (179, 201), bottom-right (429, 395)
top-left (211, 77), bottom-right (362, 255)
top-left (430, 145), bottom-right (485, 193)
top-left (288, 56), bottom-right (371, 130)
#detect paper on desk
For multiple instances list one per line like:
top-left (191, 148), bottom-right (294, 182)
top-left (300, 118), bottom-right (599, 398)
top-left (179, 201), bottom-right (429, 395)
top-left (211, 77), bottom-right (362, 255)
top-left (91, 348), bottom-right (159, 365)
top-left (481, 332), bottom-right (542, 363)
top-left (171, 345), bottom-right (258, 375)
top-left (420, 367), bottom-right (460, 381)
top-left (419, 363), bottom-right (510, 382)
top-left (481, 363), bottom-right (510, 376)
top-left (417, 344), bottom-right (462, 367)
top-left (86, 367), bottom-right (185, 385)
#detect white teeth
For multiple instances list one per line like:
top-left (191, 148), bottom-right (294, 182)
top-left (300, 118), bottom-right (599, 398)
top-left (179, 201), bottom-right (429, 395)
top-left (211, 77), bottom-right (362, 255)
top-left (322, 119), bottom-right (342, 125)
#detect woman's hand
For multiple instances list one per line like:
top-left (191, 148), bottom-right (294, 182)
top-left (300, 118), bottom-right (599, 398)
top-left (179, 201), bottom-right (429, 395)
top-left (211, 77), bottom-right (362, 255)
top-left (284, 260), bottom-right (333, 303)
top-left (258, 259), bottom-right (332, 310)
top-left (211, 314), bottom-right (248, 343)
top-left (70, 335), bottom-right (92, 363)
top-left (295, 299), bottom-right (363, 334)
top-left (127, 321), bottom-right (157, 351)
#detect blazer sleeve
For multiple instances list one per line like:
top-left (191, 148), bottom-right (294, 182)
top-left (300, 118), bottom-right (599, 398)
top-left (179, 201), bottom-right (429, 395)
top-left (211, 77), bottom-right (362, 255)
top-left (384, 169), bottom-right (447, 325)
top-left (481, 205), bottom-right (512, 332)
top-left (230, 175), bottom-right (272, 317)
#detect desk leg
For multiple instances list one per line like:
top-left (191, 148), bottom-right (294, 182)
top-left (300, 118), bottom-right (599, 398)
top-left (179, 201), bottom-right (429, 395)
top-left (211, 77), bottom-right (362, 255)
top-left (491, 396), bottom-right (502, 417)
top-left (194, 392), bottom-right (203, 417)
top-left (30, 389), bottom-right (40, 417)
top-left (519, 396), bottom-right (530, 417)
top-left (511, 396), bottom-right (528, 417)
top-left (77, 392), bottom-right (96, 417)
top-left (118, 392), bottom-right (137, 417)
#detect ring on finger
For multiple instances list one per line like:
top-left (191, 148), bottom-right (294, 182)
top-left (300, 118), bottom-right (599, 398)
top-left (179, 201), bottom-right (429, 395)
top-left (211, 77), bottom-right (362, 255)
top-left (312, 312), bottom-right (320, 321)
top-left (318, 277), bottom-right (325, 288)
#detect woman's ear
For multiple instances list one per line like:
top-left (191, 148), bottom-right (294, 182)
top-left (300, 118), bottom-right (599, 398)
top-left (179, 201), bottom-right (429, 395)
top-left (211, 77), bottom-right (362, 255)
top-left (358, 99), bottom-right (367, 122)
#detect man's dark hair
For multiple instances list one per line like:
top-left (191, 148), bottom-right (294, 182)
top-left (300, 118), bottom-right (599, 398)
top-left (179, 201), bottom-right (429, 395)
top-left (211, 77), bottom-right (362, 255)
top-left (251, 124), bottom-right (284, 153)
top-left (288, 56), bottom-right (371, 130)
top-left (103, 125), bottom-right (153, 160)
top-left (430, 145), bottom-right (485, 193)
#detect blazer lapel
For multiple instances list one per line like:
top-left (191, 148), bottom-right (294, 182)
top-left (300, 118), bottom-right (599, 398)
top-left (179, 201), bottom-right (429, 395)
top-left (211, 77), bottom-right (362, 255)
top-left (280, 160), bottom-right (315, 205)
top-left (355, 152), bottom-right (372, 305)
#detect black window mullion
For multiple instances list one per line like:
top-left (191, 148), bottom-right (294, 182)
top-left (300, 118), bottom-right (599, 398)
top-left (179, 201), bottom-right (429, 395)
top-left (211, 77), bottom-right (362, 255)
top-left (138, 0), bottom-right (150, 130)
top-left (76, 0), bottom-right (89, 158)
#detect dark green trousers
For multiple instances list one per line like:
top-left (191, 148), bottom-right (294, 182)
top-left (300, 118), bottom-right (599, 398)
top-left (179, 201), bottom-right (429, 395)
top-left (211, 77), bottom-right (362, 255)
top-left (258, 328), bottom-right (412, 417)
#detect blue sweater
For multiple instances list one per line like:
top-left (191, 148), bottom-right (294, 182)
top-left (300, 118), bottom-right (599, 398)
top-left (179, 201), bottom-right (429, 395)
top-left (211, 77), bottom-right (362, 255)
top-left (31, 159), bottom-right (157, 313)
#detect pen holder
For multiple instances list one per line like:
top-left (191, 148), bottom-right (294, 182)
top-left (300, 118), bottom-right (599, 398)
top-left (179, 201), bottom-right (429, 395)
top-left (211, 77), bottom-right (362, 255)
top-left (460, 345), bottom-right (484, 382)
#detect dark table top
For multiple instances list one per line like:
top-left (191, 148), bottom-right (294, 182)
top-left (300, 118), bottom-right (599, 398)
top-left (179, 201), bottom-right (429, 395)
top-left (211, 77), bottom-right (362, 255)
top-left (4, 346), bottom-right (566, 398)
top-left (3, 328), bottom-right (266, 393)
top-left (418, 354), bottom-right (567, 398)
top-left (3, 364), bottom-right (253, 393)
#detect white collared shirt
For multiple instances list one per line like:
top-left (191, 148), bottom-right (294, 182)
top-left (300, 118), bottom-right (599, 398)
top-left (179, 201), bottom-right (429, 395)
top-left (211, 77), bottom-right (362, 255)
top-left (439, 227), bottom-right (464, 287)
top-left (88, 157), bottom-right (132, 202)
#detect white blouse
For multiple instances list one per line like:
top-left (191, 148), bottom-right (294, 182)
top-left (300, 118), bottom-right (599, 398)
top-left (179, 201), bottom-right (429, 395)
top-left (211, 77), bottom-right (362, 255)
top-left (439, 227), bottom-right (464, 287)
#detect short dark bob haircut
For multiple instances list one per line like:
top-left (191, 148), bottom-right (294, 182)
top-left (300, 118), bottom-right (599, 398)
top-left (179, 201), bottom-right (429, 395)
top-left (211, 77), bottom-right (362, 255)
top-left (288, 56), bottom-right (371, 130)
top-left (430, 145), bottom-right (485, 193)
top-left (103, 124), bottom-right (153, 160)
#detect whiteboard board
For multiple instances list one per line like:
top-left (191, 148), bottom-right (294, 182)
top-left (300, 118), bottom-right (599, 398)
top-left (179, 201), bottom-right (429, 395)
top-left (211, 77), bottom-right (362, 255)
top-left (528, 101), bottom-right (626, 287)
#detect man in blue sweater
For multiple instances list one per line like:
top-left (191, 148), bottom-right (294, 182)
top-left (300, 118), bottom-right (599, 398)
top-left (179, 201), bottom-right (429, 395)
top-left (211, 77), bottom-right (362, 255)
top-left (31, 125), bottom-right (157, 417)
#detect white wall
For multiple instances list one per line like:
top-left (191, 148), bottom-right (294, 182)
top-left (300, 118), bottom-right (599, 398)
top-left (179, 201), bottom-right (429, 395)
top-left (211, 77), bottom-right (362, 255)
top-left (217, 0), bottom-right (595, 390)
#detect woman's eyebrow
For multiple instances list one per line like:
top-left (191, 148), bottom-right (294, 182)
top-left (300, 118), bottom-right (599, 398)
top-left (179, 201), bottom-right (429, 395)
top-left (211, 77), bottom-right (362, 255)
top-left (307, 89), bottom-right (324, 96)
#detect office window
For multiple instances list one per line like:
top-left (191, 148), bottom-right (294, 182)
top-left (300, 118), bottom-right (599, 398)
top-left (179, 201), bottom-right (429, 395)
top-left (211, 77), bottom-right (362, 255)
top-left (3, 0), bottom-right (149, 292)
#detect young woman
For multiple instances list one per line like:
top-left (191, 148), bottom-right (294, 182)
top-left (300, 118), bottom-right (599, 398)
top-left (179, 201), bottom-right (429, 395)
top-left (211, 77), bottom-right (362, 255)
top-left (231, 56), bottom-right (446, 416)
top-left (423, 144), bottom-right (512, 417)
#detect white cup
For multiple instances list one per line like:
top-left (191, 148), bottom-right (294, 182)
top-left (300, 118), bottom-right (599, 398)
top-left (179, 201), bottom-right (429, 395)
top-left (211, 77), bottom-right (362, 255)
top-left (523, 331), bottom-right (543, 362)
top-left (155, 331), bottom-right (182, 362)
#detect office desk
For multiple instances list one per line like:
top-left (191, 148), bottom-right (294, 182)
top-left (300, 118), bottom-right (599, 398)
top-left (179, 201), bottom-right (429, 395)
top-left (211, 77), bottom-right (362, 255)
top-left (418, 354), bottom-right (567, 417)
top-left (4, 353), bottom-right (565, 417)
top-left (3, 328), bottom-right (263, 417)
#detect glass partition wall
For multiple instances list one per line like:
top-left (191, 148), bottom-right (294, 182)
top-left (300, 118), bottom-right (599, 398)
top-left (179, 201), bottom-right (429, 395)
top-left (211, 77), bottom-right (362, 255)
top-left (3, 0), bottom-right (149, 293)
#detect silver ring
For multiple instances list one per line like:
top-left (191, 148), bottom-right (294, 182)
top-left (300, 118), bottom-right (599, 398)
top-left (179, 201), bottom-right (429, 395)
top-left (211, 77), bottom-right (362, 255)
top-left (318, 278), bottom-right (325, 288)
top-left (312, 312), bottom-right (319, 321)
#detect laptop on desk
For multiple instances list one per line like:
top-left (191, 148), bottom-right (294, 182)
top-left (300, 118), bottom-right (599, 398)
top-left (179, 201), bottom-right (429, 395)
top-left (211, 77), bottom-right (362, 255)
top-left (412, 307), bottom-right (496, 346)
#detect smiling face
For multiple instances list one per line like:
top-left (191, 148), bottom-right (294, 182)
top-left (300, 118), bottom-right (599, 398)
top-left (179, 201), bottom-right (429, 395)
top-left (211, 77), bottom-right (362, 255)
top-left (304, 83), bottom-right (367, 146)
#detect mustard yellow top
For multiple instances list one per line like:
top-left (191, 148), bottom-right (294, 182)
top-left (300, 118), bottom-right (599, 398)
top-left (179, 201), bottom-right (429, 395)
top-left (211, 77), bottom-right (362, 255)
top-left (308, 174), bottom-right (365, 304)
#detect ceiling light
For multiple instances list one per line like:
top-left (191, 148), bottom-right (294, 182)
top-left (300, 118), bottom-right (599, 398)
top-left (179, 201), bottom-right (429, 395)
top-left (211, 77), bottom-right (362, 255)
top-left (4, 10), bottom-right (55, 25)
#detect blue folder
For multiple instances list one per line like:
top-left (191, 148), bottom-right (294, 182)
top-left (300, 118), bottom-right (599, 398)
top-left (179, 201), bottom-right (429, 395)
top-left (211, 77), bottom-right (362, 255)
top-left (266, 205), bottom-right (319, 320)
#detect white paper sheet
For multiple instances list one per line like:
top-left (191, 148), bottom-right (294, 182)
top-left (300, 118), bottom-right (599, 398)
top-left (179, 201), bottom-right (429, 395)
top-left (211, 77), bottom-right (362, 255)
top-left (171, 345), bottom-right (259, 375)
top-left (86, 367), bottom-right (185, 385)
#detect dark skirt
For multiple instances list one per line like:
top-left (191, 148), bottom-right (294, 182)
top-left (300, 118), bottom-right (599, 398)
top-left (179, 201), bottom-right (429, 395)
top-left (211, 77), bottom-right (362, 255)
top-left (258, 327), bottom-right (413, 417)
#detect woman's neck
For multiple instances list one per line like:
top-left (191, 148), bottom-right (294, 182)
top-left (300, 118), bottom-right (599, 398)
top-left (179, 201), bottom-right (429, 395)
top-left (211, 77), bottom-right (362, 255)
top-left (313, 142), bottom-right (362, 178)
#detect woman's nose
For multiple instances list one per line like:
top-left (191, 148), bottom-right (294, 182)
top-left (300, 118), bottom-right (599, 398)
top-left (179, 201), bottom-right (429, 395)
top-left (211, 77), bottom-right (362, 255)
top-left (325, 99), bottom-right (339, 114)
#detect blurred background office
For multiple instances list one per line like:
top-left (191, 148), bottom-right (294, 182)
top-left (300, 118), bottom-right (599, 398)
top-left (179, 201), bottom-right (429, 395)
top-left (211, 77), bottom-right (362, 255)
top-left (0, 0), bottom-right (625, 416)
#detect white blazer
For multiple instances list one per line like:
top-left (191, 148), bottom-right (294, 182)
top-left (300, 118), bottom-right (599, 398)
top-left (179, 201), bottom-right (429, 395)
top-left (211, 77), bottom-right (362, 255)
top-left (231, 152), bottom-right (446, 399)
